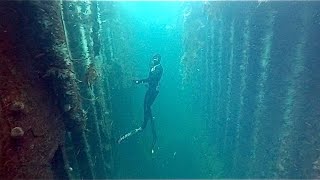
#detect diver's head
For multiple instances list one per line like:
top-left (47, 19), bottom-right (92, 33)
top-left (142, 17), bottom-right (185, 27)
top-left (152, 54), bottom-right (161, 65)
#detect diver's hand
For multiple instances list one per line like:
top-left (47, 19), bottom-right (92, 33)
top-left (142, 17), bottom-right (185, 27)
top-left (133, 80), bottom-right (141, 84)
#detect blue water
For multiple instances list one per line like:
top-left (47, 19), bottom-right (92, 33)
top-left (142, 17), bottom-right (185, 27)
top-left (112, 2), bottom-right (199, 178)
top-left (103, 1), bottom-right (320, 179)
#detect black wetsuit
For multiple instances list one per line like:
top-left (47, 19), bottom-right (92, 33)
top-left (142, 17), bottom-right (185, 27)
top-left (139, 63), bottom-right (163, 130)
top-left (117, 63), bottom-right (162, 147)
top-left (138, 63), bottom-right (163, 147)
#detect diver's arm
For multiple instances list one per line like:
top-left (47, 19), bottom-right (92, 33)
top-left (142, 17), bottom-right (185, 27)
top-left (135, 65), bottom-right (162, 85)
top-left (134, 78), bottom-right (149, 84)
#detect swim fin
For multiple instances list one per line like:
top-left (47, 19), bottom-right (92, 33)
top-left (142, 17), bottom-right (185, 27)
top-left (118, 127), bottom-right (142, 144)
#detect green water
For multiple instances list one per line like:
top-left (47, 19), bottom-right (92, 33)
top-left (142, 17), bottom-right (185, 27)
top-left (112, 2), bottom-right (205, 178)
top-left (101, 1), bottom-right (320, 178)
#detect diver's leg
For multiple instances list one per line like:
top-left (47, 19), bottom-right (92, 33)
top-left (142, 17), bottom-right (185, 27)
top-left (117, 91), bottom-right (150, 144)
top-left (147, 90), bottom-right (159, 122)
top-left (148, 90), bottom-right (159, 153)
top-left (141, 90), bottom-right (152, 130)
top-left (118, 90), bottom-right (159, 145)
top-left (142, 108), bottom-right (151, 129)
top-left (151, 118), bottom-right (157, 153)
top-left (143, 90), bottom-right (158, 130)
top-left (118, 109), bottom-right (149, 144)
top-left (148, 90), bottom-right (159, 106)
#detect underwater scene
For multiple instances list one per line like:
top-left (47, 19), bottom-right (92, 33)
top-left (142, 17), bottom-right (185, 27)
top-left (0, 0), bottom-right (320, 179)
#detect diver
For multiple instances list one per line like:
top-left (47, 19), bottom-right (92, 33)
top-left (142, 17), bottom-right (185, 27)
top-left (118, 54), bottom-right (163, 154)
